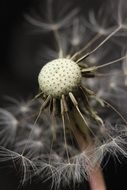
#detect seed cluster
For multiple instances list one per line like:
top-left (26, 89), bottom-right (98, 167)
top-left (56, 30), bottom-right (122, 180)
top-left (38, 58), bottom-right (81, 97)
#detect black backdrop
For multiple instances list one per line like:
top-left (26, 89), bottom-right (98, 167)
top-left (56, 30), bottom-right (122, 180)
top-left (0, 0), bottom-right (127, 189)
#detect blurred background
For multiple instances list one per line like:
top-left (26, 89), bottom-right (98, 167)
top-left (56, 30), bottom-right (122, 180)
top-left (0, 0), bottom-right (127, 189)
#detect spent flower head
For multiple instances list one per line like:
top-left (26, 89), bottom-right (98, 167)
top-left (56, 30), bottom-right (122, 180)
top-left (1, 0), bottom-right (127, 189)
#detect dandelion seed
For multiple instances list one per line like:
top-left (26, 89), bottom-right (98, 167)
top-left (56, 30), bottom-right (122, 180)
top-left (0, 146), bottom-right (37, 185)
top-left (0, 109), bottom-right (18, 147)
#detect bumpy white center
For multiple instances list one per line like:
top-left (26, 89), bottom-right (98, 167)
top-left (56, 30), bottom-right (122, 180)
top-left (38, 58), bottom-right (81, 97)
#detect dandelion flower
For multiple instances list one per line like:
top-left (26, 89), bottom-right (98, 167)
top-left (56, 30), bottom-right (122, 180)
top-left (1, 0), bottom-right (127, 189)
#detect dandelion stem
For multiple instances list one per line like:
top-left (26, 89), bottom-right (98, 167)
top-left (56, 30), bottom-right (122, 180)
top-left (89, 166), bottom-right (106, 190)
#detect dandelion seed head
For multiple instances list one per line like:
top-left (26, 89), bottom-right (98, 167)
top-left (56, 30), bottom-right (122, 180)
top-left (38, 58), bottom-right (81, 97)
top-left (1, 0), bottom-right (127, 188)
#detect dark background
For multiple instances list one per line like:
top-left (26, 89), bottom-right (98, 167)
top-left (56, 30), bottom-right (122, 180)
top-left (0, 0), bottom-right (127, 189)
